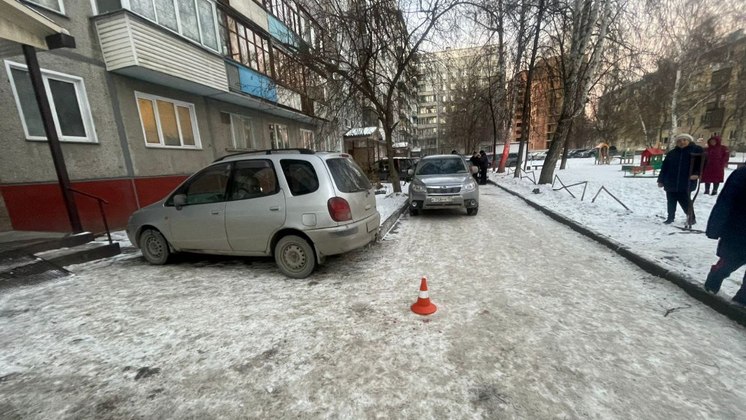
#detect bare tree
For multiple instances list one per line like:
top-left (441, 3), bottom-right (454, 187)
top-left (296, 0), bottom-right (464, 193)
top-left (538, 0), bottom-right (615, 184)
top-left (642, 0), bottom-right (742, 147)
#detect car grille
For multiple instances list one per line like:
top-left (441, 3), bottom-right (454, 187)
top-left (427, 186), bottom-right (461, 194)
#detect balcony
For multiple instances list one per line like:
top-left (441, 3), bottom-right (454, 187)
top-left (95, 10), bottom-right (319, 124)
top-left (223, 61), bottom-right (316, 123)
top-left (95, 11), bottom-right (229, 95)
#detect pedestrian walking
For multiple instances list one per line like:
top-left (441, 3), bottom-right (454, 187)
top-left (478, 150), bottom-right (489, 185)
top-left (704, 166), bottom-right (746, 305)
top-left (469, 151), bottom-right (480, 181)
top-left (701, 135), bottom-right (729, 195)
top-left (657, 133), bottom-right (703, 225)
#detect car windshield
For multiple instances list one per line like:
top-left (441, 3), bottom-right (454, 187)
top-left (415, 158), bottom-right (467, 175)
top-left (327, 157), bottom-right (372, 192)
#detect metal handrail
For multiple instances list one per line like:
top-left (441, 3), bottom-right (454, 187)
top-left (68, 188), bottom-right (112, 244)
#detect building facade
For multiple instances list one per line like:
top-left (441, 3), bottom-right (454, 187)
top-left (511, 58), bottom-right (563, 152)
top-left (0, 0), bottom-right (330, 232)
top-left (598, 30), bottom-right (746, 151)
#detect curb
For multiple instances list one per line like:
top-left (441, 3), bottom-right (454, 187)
top-left (378, 196), bottom-right (409, 239)
top-left (489, 179), bottom-right (746, 327)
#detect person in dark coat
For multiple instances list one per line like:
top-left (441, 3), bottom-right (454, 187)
top-left (469, 151), bottom-right (480, 181)
top-left (701, 135), bottom-right (729, 195)
top-left (704, 166), bottom-right (746, 305)
top-left (478, 150), bottom-right (489, 185)
top-left (657, 133), bottom-right (703, 224)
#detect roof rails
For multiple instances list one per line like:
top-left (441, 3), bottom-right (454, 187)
top-left (214, 148), bottom-right (316, 162)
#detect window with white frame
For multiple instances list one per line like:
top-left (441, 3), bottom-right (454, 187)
top-left (135, 92), bottom-right (201, 148)
top-left (300, 129), bottom-right (314, 150)
top-left (25, 0), bottom-right (64, 13)
top-left (128, 0), bottom-right (220, 51)
top-left (269, 124), bottom-right (289, 149)
top-left (5, 61), bottom-right (97, 143)
top-left (230, 114), bottom-right (255, 150)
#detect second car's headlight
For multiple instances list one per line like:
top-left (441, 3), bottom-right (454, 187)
top-left (411, 183), bottom-right (427, 193)
top-left (462, 180), bottom-right (477, 192)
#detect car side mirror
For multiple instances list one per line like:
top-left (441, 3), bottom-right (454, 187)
top-left (407, 169), bottom-right (414, 176)
top-left (173, 194), bottom-right (187, 210)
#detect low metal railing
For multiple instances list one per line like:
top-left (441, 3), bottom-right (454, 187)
top-left (68, 188), bottom-right (112, 245)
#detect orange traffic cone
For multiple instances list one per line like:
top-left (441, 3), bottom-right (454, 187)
top-left (411, 276), bottom-right (437, 315)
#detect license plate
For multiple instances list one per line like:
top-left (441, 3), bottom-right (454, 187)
top-left (430, 196), bottom-right (453, 203)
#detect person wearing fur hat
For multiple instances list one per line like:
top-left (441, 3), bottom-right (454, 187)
top-left (701, 135), bottom-right (729, 195)
top-left (657, 133), bottom-right (703, 224)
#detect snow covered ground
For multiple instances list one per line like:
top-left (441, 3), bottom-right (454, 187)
top-left (489, 157), bottom-right (745, 300)
top-left (1, 189), bottom-right (744, 418)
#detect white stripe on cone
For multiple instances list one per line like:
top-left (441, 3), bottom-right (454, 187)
top-left (419, 290), bottom-right (429, 299)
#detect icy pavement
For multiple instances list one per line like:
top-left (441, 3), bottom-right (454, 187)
top-left (1, 187), bottom-right (745, 418)
top-left (490, 158), bottom-right (745, 299)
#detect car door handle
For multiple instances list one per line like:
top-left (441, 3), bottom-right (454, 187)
top-left (270, 206), bottom-right (280, 211)
top-left (365, 204), bottom-right (372, 210)
top-left (211, 210), bottom-right (220, 215)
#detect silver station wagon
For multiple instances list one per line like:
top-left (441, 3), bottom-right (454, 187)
top-left (127, 149), bottom-right (380, 278)
top-left (408, 154), bottom-right (480, 216)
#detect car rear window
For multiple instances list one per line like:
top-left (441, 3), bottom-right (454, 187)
top-left (327, 158), bottom-right (372, 193)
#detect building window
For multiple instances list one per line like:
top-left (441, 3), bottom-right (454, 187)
top-left (273, 48), bottom-right (305, 90)
top-left (300, 129), bottom-right (314, 149)
top-left (5, 61), bottom-right (97, 143)
top-left (25, 0), bottom-right (64, 13)
top-left (269, 124), bottom-right (289, 149)
top-left (264, 0), bottom-right (300, 36)
top-left (135, 92), bottom-right (201, 148)
top-left (219, 11), bottom-right (271, 75)
top-left (230, 114), bottom-right (255, 150)
top-left (129, 0), bottom-right (219, 51)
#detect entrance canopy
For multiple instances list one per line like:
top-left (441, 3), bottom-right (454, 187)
top-left (0, 0), bottom-right (72, 52)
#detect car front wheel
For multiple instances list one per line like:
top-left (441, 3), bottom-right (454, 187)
top-left (139, 229), bottom-right (171, 265)
top-left (467, 207), bottom-right (479, 216)
top-left (275, 235), bottom-right (316, 279)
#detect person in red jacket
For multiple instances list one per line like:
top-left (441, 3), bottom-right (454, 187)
top-left (701, 135), bottom-right (729, 195)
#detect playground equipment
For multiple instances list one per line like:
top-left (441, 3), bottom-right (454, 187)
top-left (622, 147), bottom-right (664, 177)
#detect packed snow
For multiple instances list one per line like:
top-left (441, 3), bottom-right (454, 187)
top-left (1, 188), bottom-right (744, 418)
top-left (489, 156), bottom-right (745, 300)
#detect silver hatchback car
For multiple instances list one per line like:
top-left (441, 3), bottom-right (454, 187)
top-left (408, 154), bottom-right (480, 216)
top-left (127, 150), bottom-right (380, 278)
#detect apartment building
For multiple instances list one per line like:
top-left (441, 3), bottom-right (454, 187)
top-left (598, 30), bottom-right (746, 151)
top-left (511, 57), bottom-right (563, 152)
top-left (0, 0), bottom-right (329, 232)
top-left (415, 46), bottom-right (499, 156)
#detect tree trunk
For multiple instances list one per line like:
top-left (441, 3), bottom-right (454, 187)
top-left (384, 122), bottom-right (401, 193)
top-left (559, 120), bottom-right (574, 170)
top-left (539, 117), bottom-right (572, 184)
top-left (668, 66), bottom-right (682, 149)
top-left (514, 0), bottom-right (546, 178)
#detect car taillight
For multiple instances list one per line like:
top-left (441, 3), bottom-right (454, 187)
top-left (327, 197), bottom-right (352, 222)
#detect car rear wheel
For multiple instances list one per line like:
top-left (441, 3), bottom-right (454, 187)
top-left (410, 208), bottom-right (419, 216)
top-left (139, 229), bottom-right (171, 265)
top-left (467, 207), bottom-right (479, 216)
top-left (275, 235), bottom-right (316, 279)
